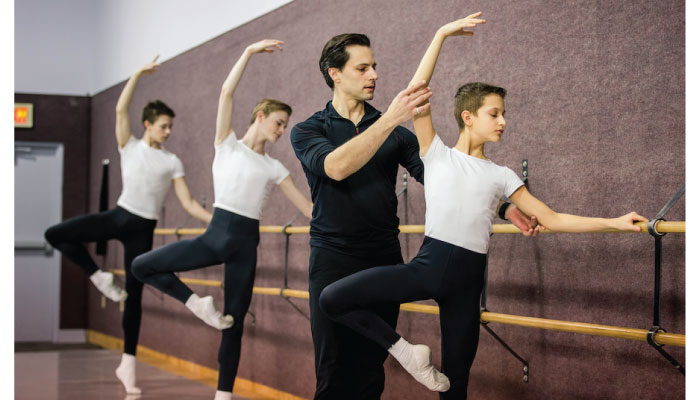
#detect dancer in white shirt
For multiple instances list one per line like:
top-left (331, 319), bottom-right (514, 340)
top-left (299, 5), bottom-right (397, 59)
top-left (44, 56), bottom-right (212, 395)
top-left (319, 13), bottom-right (647, 399)
top-left (132, 40), bottom-right (312, 400)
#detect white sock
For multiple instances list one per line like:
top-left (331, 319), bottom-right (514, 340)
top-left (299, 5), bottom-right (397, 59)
top-left (90, 270), bottom-right (127, 302)
top-left (388, 337), bottom-right (450, 392)
top-left (185, 294), bottom-right (234, 330)
top-left (214, 390), bottom-right (232, 400)
top-left (115, 353), bottom-right (142, 394)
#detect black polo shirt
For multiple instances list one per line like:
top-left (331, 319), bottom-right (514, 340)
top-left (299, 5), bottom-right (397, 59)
top-left (290, 101), bottom-right (424, 257)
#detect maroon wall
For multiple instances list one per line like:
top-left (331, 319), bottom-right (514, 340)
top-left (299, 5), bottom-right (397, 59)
top-left (15, 93), bottom-right (91, 330)
top-left (86, 0), bottom-right (685, 399)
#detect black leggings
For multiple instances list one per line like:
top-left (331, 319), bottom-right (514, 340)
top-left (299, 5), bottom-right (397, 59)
top-left (44, 206), bottom-right (156, 355)
top-left (319, 236), bottom-right (486, 400)
top-left (132, 207), bottom-right (259, 392)
top-left (309, 247), bottom-right (404, 400)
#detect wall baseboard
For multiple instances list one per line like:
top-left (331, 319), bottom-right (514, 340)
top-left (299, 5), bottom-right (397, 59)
top-left (86, 329), bottom-right (308, 400)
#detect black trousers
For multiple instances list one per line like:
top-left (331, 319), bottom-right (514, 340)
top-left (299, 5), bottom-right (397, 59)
top-left (44, 206), bottom-right (156, 355)
top-left (308, 246), bottom-right (404, 400)
top-left (319, 236), bottom-right (487, 399)
top-left (132, 208), bottom-right (259, 392)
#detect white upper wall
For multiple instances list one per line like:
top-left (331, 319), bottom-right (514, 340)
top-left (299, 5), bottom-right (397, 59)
top-left (15, 0), bottom-right (294, 96)
top-left (15, 0), bottom-right (97, 95)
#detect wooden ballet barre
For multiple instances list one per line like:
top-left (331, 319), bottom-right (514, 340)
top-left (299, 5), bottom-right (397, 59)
top-left (112, 270), bottom-right (309, 298)
top-left (154, 228), bottom-right (207, 235)
top-left (153, 221), bottom-right (685, 236)
top-left (251, 287), bottom-right (310, 299)
top-left (386, 304), bottom-right (684, 347)
top-left (480, 312), bottom-right (685, 347)
top-left (491, 221), bottom-right (686, 234)
top-left (381, 222), bottom-right (686, 234)
top-left (109, 270), bottom-right (684, 347)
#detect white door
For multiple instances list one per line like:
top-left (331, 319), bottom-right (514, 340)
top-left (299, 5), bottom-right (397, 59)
top-left (14, 142), bottom-right (63, 342)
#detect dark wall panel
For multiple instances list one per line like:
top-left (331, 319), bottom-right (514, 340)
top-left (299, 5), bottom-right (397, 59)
top-left (15, 93), bottom-right (91, 330)
top-left (87, 1), bottom-right (684, 399)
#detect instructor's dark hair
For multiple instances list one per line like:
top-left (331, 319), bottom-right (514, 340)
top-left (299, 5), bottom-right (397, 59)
top-left (142, 100), bottom-right (175, 124)
top-left (319, 33), bottom-right (371, 89)
top-left (453, 82), bottom-right (506, 129)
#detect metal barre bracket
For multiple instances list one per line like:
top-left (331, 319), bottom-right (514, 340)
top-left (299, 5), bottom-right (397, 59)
top-left (646, 326), bottom-right (685, 374)
top-left (247, 310), bottom-right (257, 327)
top-left (646, 218), bottom-right (666, 238)
top-left (646, 326), bottom-right (665, 347)
top-left (481, 307), bottom-right (530, 384)
top-left (396, 171), bottom-right (408, 197)
top-left (280, 212), bottom-right (310, 321)
top-left (481, 254), bottom-right (529, 384)
top-left (645, 185), bottom-right (685, 374)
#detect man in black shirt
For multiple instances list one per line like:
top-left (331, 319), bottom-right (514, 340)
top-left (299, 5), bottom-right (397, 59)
top-left (291, 33), bottom-right (538, 400)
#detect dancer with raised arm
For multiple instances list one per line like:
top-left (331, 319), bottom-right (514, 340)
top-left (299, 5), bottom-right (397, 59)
top-left (44, 56), bottom-right (212, 395)
top-left (319, 13), bottom-right (648, 399)
top-left (132, 40), bottom-right (312, 400)
top-left (291, 30), bottom-right (542, 400)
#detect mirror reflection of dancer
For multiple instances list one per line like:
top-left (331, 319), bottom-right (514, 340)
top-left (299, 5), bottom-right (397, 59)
top-left (44, 57), bottom-right (213, 395)
top-left (319, 13), bottom-right (648, 399)
top-left (132, 40), bottom-right (312, 400)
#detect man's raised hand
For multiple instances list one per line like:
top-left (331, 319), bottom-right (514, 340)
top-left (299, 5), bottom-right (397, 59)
top-left (386, 80), bottom-right (433, 126)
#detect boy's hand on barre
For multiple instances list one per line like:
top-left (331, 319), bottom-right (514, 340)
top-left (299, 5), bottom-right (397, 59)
top-left (506, 205), bottom-right (545, 237)
top-left (613, 212), bottom-right (648, 232)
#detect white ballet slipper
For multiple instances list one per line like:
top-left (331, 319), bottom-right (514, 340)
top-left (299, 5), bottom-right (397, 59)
top-left (185, 294), bottom-right (234, 330)
top-left (115, 353), bottom-right (142, 394)
top-left (388, 338), bottom-right (450, 392)
top-left (90, 270), bottom-right (128, 302)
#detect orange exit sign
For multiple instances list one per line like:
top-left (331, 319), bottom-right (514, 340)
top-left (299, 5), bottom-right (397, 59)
top-left (15, 103), bottom-right (34, 128)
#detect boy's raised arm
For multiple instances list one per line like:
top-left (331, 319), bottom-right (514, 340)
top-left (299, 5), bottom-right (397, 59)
top-left (410, 12), bottom-right (486, 155)
top-left (115, 56), bottom-right (160, 149)
top-left (215, 39), bottom-right (284, 146)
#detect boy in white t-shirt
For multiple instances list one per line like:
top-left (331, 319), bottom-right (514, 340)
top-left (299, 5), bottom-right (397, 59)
top-left (319, 12), bottom-right (648, 399)
top-left (44, 57), bottom-right (213, 395)
top-left (132, 40), bottom-right (313, 400)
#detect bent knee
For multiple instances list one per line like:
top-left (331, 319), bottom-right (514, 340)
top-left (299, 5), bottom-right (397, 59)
top-left (318, 285), bottom-right (346, 318)
top-left (44, 225), bottom-right (62, 246)
top-left (130, 254), bottom-right (151, 282)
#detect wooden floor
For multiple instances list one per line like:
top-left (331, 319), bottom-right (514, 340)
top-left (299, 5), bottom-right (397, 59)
top-left (15, 344), bottom-right (250, 400)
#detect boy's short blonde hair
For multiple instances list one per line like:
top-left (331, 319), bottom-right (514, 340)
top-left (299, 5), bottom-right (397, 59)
top-left (249, 99), bottom-right (292, 126)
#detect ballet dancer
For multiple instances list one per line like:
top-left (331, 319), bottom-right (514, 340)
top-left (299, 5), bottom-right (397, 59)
top-left (319, 13), bottom-right (648, 399)
top-left (291, 31), bottom-right (541, 400)
top-left (132, 40), bottom-right (313, 400)
top-left (44, 56), bottom-right (213, 394)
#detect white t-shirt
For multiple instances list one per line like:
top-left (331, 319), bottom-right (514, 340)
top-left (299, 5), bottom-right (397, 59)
top-left (116, 136), bottom-right (185, 220)
top-left (421, 135), bottom-right (524, 254)
top-left (212, 133), bottom-right (290, 220)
